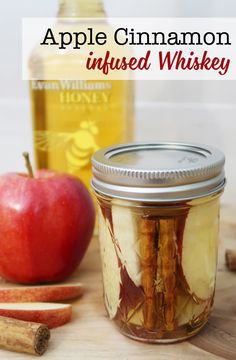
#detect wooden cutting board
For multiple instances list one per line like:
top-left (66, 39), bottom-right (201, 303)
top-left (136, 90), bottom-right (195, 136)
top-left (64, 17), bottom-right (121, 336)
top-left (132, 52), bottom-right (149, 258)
top-left (189, 221), bottom-right (236, 360)
top-left (0, 221), bottom-right (235, 359)
top-left (189, 288), bottom-right (236, 360)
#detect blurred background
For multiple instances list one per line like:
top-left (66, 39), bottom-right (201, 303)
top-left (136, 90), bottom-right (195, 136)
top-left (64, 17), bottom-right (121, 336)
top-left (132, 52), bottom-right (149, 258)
top-left (0, 0), bottom-right (236, 212)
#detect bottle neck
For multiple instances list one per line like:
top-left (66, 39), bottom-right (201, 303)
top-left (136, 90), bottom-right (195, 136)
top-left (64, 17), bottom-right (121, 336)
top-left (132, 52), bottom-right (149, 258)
top-left (58, 0), bottom-right (106, 18)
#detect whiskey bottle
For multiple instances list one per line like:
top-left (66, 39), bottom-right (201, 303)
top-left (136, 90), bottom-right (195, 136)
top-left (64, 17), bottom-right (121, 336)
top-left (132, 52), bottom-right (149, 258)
top-left (29, 0), bottom-right (134, 189)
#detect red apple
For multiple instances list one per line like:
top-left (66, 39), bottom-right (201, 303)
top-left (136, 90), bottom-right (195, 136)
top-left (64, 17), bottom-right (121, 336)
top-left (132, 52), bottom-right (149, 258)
top-left (0, 153), bottom-right (95, 284)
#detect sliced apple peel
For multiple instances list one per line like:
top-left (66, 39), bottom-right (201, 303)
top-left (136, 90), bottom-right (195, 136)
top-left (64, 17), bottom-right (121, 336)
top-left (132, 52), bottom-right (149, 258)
top-left (0, 283), bottom-right (83, 303)
top-left (181, 199), bottom-right (219, 301)
top-left (0, 302), bottom-right (72, 329)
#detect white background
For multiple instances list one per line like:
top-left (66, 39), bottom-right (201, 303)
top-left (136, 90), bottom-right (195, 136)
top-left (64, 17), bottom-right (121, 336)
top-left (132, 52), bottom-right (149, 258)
top-left (0, 0), bottom-right (236, 209)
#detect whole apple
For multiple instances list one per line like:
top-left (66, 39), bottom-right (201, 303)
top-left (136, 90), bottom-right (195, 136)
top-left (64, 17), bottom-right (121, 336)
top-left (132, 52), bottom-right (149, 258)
top-left (0, 155), bottom-right (95, 284)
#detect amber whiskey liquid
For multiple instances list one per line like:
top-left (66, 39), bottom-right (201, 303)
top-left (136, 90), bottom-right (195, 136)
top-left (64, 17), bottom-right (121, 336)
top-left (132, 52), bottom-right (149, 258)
top-left (29, 1), bottom-right (134, 189)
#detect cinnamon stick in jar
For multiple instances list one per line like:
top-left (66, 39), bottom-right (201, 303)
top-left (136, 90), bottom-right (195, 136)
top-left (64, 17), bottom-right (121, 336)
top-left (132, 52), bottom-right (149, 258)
top-left (155, 222), bottom-right (165, 330)
top-left (139, 218), bottom-right (157, 330)
top-left (159, 219), bottom-right (177, 331)
top-left (0, 316), bottom-right (50, 356)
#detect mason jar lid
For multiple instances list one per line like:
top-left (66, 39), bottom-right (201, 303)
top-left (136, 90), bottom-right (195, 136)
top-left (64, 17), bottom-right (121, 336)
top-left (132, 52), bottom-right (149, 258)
top-left (91, 142), bottom-right (226, 202)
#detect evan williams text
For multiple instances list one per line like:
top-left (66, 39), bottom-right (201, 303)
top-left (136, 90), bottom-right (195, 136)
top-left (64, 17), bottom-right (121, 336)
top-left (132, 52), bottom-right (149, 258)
top-left (86, 50), bottom-right (230, 76)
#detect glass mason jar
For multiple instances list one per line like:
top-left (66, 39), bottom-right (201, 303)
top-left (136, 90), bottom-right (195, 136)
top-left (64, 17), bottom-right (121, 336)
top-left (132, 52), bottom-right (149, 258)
top-left (92, 142), bottom-right (226, 343)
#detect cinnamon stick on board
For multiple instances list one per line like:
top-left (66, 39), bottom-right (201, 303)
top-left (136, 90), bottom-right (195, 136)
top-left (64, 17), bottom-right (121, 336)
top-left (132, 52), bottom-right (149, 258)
top-left (159, 218), bottom-right (177, 331)
top-left (140, 218), bottom-right (157, 330)
top-left (0, 316), bottom-right (50, 356)
top-left (225, 249), bottom-right (236, 271)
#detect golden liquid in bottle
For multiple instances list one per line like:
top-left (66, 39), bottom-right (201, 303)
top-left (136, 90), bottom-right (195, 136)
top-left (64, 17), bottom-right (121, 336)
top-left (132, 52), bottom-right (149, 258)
top-left (29, 0), bottom-right (134, 189)
top-left (30, 79), bottom-right (134, 188)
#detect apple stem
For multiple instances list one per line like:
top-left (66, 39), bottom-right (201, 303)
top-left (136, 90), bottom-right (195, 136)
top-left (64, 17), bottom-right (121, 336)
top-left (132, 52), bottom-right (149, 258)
top-left (23, 152), bottom-right (34, 178)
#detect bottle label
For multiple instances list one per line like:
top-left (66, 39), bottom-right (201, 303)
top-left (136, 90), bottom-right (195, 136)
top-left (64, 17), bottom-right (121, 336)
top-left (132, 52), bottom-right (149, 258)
top-left (31, 80), bottom-right (112, 106)
top-left (30, 79), bottom-right (127, 175)
top-left (31, 80), bottom-right (112, 91)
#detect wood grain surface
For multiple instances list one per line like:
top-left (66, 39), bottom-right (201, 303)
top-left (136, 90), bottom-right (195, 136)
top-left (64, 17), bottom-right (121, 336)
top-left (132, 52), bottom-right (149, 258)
top-left (0, 222), bottom-right (235, 359)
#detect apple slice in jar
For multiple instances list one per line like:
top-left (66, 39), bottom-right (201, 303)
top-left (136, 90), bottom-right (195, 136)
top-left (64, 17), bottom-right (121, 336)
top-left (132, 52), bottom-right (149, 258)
top-left (175, 294), bottom-right (207, 327)
top-left (98, 209), bottom-right (121, 319)
top-left (180, 198), bottom-right (219, 301)
top-left (112, 199), bottom-right (141, 287)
